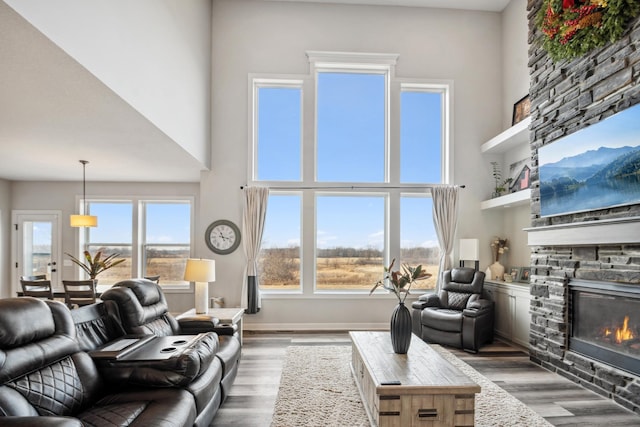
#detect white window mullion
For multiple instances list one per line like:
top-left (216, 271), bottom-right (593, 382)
top-left (132, 200), bottom-right (141, 278)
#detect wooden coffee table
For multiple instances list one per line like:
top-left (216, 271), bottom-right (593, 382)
top-left (350, 331), bottom-right (480, 427)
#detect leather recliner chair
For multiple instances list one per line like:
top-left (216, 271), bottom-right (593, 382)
top-left (0, 297), bottom-right (196, 426)
top-left (100, 279), bottom-right (241, 406)
top-left (411, 267), bottom-right (494, 353)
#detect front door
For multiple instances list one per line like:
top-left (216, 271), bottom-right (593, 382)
top-left (12, 211), bottom-right (62, 295)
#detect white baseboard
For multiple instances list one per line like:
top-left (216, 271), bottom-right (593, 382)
top-left (244, 322), bottom-right (389, 332)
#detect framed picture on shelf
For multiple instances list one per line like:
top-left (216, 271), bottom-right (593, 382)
top-left (510, 267), bottom-right (520, 280)
top-left (508, 158), bottom-right (531, 193)
top-left (512, 94), bottom-right (531, 125)
top-left (519, 267), bottom-right (531, 283)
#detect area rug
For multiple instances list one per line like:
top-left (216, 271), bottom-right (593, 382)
top-left (271, 345), bottom-right (552, 427)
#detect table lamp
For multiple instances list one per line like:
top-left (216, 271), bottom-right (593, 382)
top-left (184, 258), bottom-right (216, 314)
top-left (459, 238), bottom-right (480, 271)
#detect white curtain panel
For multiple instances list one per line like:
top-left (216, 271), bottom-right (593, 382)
top-left (241, 186), bottom-right (269, 312)
top-left (431, 185), bottom-right (460, 291)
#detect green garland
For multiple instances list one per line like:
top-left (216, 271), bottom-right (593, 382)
top-left (536, 0), bottom-right (640, 61)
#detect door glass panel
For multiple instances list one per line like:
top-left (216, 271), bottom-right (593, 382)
top-left (22, 221), bottom-right (52, 278)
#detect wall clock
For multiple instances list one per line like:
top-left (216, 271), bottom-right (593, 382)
top-left (205, 220), bottom-right (241, 255)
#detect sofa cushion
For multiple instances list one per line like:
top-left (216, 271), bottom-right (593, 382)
top-left (0, 300), bottom-right (78, 385)
top-left (447, 291), bottom-right (472, 310)
top-left (0, 298), bottom-right (55, 348)
top-left (421, 308), bottom-right (463, 332)
top-left (79, 388), bottom-right (196, 427)
top-left (101, 281), bottom-right (179, 336)
top-left (71, 301), bottom-right (125, 352)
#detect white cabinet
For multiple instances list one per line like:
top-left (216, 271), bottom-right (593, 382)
top-left (484, 280), bottom-right (531, 348)
top-left (480, 117), bottom-right (532, 210)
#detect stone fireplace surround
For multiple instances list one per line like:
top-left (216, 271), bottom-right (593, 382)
top-left (526, 1), bottom-right (640, 413)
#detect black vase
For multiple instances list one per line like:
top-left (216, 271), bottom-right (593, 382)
top-left (390, 302), bottom-right (412, 354)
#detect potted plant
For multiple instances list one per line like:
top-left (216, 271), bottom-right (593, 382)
top-left (491, 161), bottom-right (513, 198)
top-left (370, 259), bottom-right (431, 353)
top-left (65, 250), bottom-right (125, 280)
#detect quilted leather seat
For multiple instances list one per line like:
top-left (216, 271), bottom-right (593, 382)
top-left (0, 297), bottom-right (196, 427)
top-left (100, 279), bottom-right (241, 418)
top-left (411, 267), bottom-right (494, 353)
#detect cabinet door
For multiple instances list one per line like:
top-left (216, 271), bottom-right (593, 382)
top-left (512, 290), bottom-right (531, 348)
top-left (484, 285), bottom-right (512, 339)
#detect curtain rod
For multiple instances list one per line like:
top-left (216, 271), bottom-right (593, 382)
top-left (240, 184), bottom-right (465, 190)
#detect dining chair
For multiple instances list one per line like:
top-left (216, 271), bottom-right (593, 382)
top-left (62, 279), bottom-right (98, 309)
top-left (144, 275), bottom-right (160, 284)
top-left (20, 274), bottom-right (48, 281)
top-left (19, 278), bottom-right (54, 300)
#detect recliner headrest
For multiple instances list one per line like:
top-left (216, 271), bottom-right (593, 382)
top-left (0, 298), bottom-right (78, 384)
top-left (451, 268), bottom-right (475, 284)
top-left (0, 298), bottom-right (55, 348)
top-left (442, 268), bottom-right (485, 294)
top-left (111, 279), bottom-right (161, 306)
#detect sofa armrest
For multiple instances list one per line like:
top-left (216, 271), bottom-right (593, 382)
top-left (463, 299), bottom-right (494, 317)
top-left (177, 315), bottom-right (238, 336)
top-left (411, 293), bottom-right (441, 310)
top-left (0, 417), bottom-right (83, 427)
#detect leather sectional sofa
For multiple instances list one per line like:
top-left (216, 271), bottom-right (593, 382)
top-left (0, 278), bottom-right (241, 427)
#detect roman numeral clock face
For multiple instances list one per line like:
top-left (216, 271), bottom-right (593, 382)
top-left (205, 220), bottom-right (241, 255)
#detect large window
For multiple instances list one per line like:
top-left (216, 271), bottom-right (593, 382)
top-left (252, 53), bottom-right (449, 295)
top-left (82, 198), bottom-right (192, 288)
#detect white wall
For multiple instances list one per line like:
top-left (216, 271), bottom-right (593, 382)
top-left (501, 0), bottom-right (530, 129)
top-left (4, 0), bottom-right (212, 167)
top-left (499, 0), bottom-right (531, 270)
top-left (0, 179), bottom-right (10, 298)
top-left (205, 0), bottom-right (506, 329)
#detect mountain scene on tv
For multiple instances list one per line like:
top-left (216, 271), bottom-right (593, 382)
top-left (539, 106), bottom-right (640, 217)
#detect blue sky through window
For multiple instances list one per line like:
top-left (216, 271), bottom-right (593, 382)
top-left (89, 202), bottom-right (132, 243)
top-left (401, 91), bottom-right (442, 183)
top-left (317, 73), bottom-right (385, 182)
top-left (257, 87), bottom-right (301, 181)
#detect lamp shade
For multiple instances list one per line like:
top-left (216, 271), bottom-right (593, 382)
top-left (70, 214), bottom-right (98, 227)
top-left (459, 238), bottom-right (480, 261)
top-left (184, 259), bottom-right (216, 282)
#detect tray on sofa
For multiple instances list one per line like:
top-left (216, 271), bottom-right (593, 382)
top-left (89, 334), bottom-right (155, 359)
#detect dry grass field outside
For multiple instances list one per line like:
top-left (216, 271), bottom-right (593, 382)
top-left (260, 253), bottom-right (439, 292)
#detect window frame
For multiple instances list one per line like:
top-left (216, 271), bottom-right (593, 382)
top-left (249, 52), bottom-right (452, 298)
top-left (78, 196), bottom-right (195, 292)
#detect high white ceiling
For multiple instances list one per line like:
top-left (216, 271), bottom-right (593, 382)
top-left (0, 0), bottom-right (510, 183)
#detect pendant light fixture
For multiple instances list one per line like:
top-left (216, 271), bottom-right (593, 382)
top-left (70, 160), bottom-right (98, 227)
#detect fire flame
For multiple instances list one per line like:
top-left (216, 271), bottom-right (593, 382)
top-left (602, 316), bottom-right (634, 344)
top-left (615, 316), bottom-right (634, 344)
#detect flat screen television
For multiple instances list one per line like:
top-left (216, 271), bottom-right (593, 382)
top-left (538, 103), bottom-right (640, 217)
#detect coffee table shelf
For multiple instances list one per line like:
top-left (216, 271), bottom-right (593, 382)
top-left (350, 331), bottom-right (480, 427)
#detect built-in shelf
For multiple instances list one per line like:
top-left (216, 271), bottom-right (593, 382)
top-left (480, 189), bottom-right (531, 210)
top-left (480, 116), bottom-right (531, 154)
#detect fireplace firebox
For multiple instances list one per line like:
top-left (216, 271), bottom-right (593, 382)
top-left (569, 280), bottom-right (640, 376)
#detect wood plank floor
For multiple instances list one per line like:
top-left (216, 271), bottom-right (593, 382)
top-left (211, 332), bottom-right (640, 427)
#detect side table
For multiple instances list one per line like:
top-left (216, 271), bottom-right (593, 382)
top-left (180, 307), bottom-right (244, 346)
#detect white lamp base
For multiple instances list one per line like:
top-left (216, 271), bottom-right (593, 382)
top-left (195, 282), bottom-right (209, 314)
